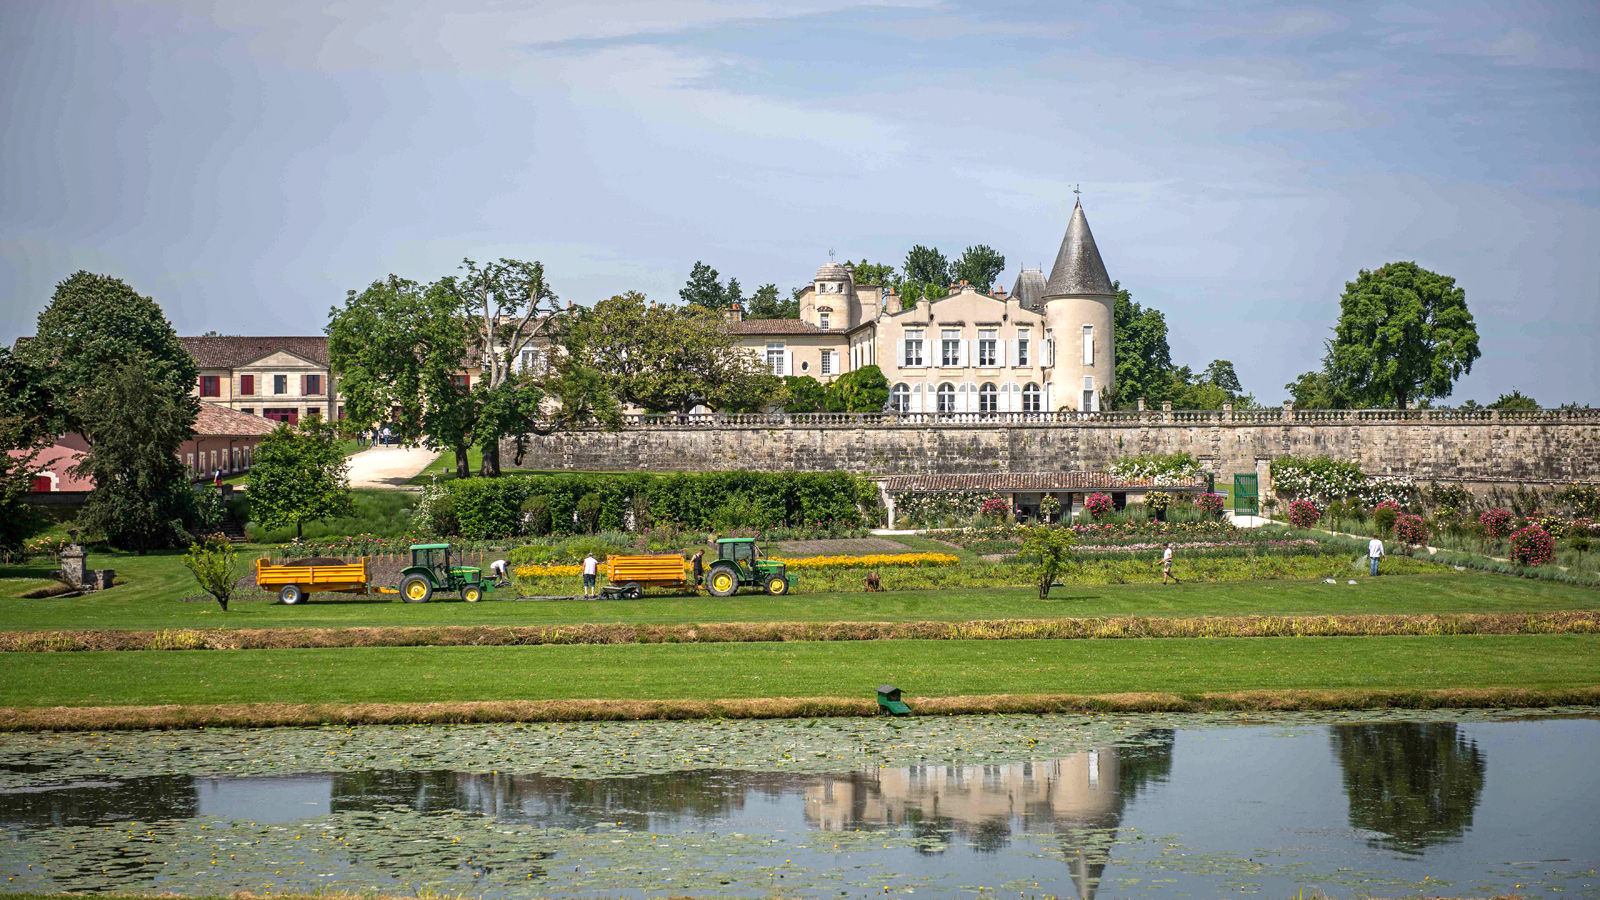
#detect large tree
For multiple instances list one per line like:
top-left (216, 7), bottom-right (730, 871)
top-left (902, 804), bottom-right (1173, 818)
top-left (747, 283), bottom-right (798, 319)
top-left (823, 364), bottom-right (890, 412)
top-left (679, 261), bottom-right (725, 309)
top-left (1110, 283), bottom-right (1174, 407)
top-left (0, 348), bottom-right (55, 555)
top-left (246, 418), bottom-right (355, 539)
top-left (572, 292), bottom-right (781, 413)
top-left (1283, 369), bottom-right (1344, 408)
top-left (1486, 389), bottom-right (1538, 410)
top-left (898, 245), bottom-right (951, 303)
top-left (72, 362), bottom-right (197, 553)
top-left (20, 271), bottom-right (197, 436)
top-left (847, 260), bottom-right (896, 288)
top-left (951, 245), bottom-right (1006, 292)
top-left (1326, 262), bottom-right (1481, 409)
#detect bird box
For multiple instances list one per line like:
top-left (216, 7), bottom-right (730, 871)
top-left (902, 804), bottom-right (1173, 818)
top-left (876, 684), bottom-right (911, 716)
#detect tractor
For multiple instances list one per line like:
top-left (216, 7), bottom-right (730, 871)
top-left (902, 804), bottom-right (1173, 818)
top-left (705, 537), bottom-right (796, 597)
top-left (399, 542), bottom-right (490, 603)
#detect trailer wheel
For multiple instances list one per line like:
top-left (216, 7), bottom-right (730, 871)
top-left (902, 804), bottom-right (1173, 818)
top-left (708, 566), bottom-right (738, 597)
top-left (462, 585), bottom-right (482, 603)
top-left (764, 575), bottom-right (789, 596)
top-left (278, 584), bottom-right (304, 605)
top-left (624, 582), bottom-right (643, 600)
top-left (401, 575), bottom-right (433, 603)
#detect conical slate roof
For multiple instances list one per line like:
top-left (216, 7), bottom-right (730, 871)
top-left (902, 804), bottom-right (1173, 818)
top-left (1043, 201), bottom-right (1114, 297)
top-left (1011, 267), bottom-right (1048, 311)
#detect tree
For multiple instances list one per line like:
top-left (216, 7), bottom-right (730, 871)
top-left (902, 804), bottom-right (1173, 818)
top-left (781, 375), bottom-right (827, 413)
top-left (747, 283), bottom-right (798, 319)
top-left (1111, 283), bottom-right (1174, 407)
top-left (824, 365), bottom-right (890, 412)
top-left (723, 277), bottom-right (744, 314)
top-left (0, 348), bottom-right (55, 556)
top-left (183, 535), bottom-right (239, 612)
top-left (898, 245), bottom-right (951, 304)
top-left (951, 245), bottom-right (1005, 291)
top-left (72, 362), bottom-right (197, 553)
top-left (1284, 369), bottom-right (1345, 408)
top-left (679, 261), bottom-right (725, 309)
top-left (572, 292), bottom-right (781, 413)
top-left (1331, 723), bottom-right (1485, 854)
top-left (1326, 262), bottom-right (1481, 409)
top-left (1019, 526), bottom-right (1078, 599)
top-left (20, 271), bottom-right (197, 436)
top-left (848, 260), bottom-right (896, 287)
top-left (1203, 360), bottom-right (1243, 396)
top-left (1487, 389), bottom-right (1539, 410)
top-left (246, 419), bottom-right (355, 539)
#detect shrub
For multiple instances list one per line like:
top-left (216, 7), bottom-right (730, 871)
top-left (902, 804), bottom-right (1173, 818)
top-left (979, 497), bottom-right (1011, 523)
top-left (1286, 499), bottom-right (1320, 529)
top-left (1479, 508), bottom-right (1513, 540)
top-left (521, 495), bottom-right (553, 537)
top-left (1394, 514), bottom-right (1428, 547)
top-left (1085, 493), bottom-right (1114, 520)
top-left (1270, 455), bottom-right (1416, 506)
top-left (1037, 495), bottom-right (1062, 523)
top-left (575, 492), bottom-right (602, 534)
top-left (1373, 499), bottom-right (1401, 536)
top-left (1108, 453), bottom-right (1203, 484)
top-left (1018, 526), bottom-right (1078, 600)
top-left (1145, 491), bottom-right (1172, 515)
top-left (182, 536), bottom-right (239, 612)
top-left (1555, 482), bottom-right (1600, 518)
top-left (1509, 525), bottom-right (1554, 566)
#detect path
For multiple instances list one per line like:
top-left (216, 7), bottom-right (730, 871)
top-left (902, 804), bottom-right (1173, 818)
top-left (345, 444), bottom-right (440, 490)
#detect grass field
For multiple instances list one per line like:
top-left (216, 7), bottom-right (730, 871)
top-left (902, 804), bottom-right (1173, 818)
top-left (1, 560), bottom-right (1596, 631)
top-left (0, 634), bottom-right (1594, 708)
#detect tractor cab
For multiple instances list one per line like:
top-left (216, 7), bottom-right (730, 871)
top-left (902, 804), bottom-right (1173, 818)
top-left (411, 543), bottom-right (453, 580)
top-left (717, 539), bottom-right (760, 564)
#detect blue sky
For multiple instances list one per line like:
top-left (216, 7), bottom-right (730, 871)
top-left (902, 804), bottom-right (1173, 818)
top-left (2, 0), bottom-right (1596, 404)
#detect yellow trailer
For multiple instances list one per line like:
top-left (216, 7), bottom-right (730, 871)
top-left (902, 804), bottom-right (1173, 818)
top-left (254, 557), bottom-right (390, 605)
top-left (601, 554), bottom-right (690, 599)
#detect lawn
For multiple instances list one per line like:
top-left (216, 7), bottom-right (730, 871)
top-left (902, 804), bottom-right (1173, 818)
top-left (0, 634), bottom-right (1594, 708)
top-left (1, 554), bottom-right (1596, 631)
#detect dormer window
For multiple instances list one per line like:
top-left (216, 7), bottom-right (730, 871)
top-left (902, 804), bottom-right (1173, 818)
top-left (819, 311), bottom-right (830, 330)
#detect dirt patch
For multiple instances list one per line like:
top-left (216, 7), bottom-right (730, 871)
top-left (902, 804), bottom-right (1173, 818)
top-left (770, 537), bottom-right (918, 556)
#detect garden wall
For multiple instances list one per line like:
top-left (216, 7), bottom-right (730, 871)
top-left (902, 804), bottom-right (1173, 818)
top-left (506, 408), bottom-right (1600, 493)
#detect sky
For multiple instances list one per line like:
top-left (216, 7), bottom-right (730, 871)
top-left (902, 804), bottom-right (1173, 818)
top-left (2, 0), bottom-right (1597, 405)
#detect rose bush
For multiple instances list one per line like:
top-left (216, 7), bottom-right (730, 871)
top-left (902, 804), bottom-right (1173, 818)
top-left (1479, 508), bottom-right (1513, 539)
top-left (1509, 525), bottom-right (1554, 566)
top-left (1394, 514), bottom-right (1428, 547)
top-left (979, 497), bottom-right (1011, 522)
top-left (1196, 493), bottom-right (1226, 519)
top-left (1286, 499), bottom-right (1321, 529)
top-left (1085, 493), bottom-right (1114, 520)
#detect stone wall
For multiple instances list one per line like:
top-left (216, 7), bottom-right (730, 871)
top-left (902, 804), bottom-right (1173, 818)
top-left (506, 409), bottom-right (1600, 492)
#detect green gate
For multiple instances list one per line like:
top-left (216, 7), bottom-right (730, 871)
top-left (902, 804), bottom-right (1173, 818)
top-left (1233, 473), bottom-right (1259, 516)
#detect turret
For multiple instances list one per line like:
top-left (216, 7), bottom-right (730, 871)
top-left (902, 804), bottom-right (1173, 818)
top-left (1041, 201), bottom-right (1116, 411)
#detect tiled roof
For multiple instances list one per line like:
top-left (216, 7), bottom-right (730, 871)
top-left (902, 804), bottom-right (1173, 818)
top-left (724, 319), bottom-right (830, 335)
top-left (195, 401), bottom-right (278, 437)
top-left (1043, 201), bottom-right (1115, 297)
top-left (882, 472), bottom-right (1209, 492)
top-left (181, 336), bottom-right (329, 368)
top-left (1011, 267), bottom-right (1048, 311)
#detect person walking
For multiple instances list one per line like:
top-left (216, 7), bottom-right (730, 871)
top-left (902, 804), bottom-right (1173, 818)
top-left (212, 467), bottom-right (222, 487)
top-left (381, 425), bottom-right (392, 447)
top-left (1161, 542), bottom-right (1180, 585)
top-left (581, 552), bottom-right (599, 598)
top-left (690, 549), bottom-right (705, 592)
top-left (1368, 536), bottom-right (1384, 576)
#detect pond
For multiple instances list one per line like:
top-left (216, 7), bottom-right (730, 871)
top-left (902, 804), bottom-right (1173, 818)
top-left (1, 709), bottom-right (1596, 898)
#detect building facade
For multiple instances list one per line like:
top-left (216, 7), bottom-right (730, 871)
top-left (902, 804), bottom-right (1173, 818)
top-left (182, 336), bottom-right (344, 424)
top-left (727, 200), bottom-right (1118, 411)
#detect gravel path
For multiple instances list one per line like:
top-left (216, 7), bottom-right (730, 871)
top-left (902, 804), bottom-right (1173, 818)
top-left (345, 445), bottom-right (440, 490)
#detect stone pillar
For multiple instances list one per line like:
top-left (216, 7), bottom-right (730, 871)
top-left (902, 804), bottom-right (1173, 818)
top-left (1136, 398), bottom-right (1146, 411)
top-left (59, 543), bottom-right (87, 588)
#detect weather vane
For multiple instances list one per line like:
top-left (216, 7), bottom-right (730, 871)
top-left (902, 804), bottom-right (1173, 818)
top-left (1073, 183), bottom-right (1082, 200)
top-left (828, 248), bottom-right (835, 261)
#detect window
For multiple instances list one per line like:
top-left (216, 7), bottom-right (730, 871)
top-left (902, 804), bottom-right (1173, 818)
top-left (936, 382), bottom-right (956, 413)
top-left (820, 350), bottom-right (833, 376)
top-left (1083, 324), bottom-right (1094, 366)
top-left (240, 374), bottom-right (255, 396)
top-left (766, 342), bottom-right (786, 376)
top-left (273, 374), bottom-right (288, 395)
top-left (904, 330), bottom-right (924, 367)
top-left (304, 374), bottom-right (322, 396)
top-left (241, 408), bottom-right (254, 416)
top-left (977, 330), bottom-right (997, 367)
top-left (818, 310), bottom-right (830, 330)
top-left (199, 375), bottom-right (220, 397)
top-left (979, 382), bottom-right (997, 413)
top-left (450, 374), bottom-right (468, 388)
top-left (1045, 329), bottom-right (1056, 367)
top-left (1022, 383), bottom-right (1041, 412)
top-left (1016, 331), bottom-right (1030, 367)
top-left (942, 329), bottom-right (961, 367)
top-left (521, 348), bottom-right (541, 373)
top-left (891, 383), bottom-right (910, 412)
top-left (1083, 375), bottom-right (1096, 412)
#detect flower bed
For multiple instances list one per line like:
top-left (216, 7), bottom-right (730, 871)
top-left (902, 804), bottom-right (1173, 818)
top-left (784, 552), bottom-right (958, 570)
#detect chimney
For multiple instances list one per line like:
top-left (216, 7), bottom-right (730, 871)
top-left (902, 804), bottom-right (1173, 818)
top-left (992, 285), bottom-right (1007, 299)
top-left (725, 304), bottom-right (743, 324)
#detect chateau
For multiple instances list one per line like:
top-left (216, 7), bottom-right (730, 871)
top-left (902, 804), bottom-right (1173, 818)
top-left (726, 200), bottom-right (1118, 413)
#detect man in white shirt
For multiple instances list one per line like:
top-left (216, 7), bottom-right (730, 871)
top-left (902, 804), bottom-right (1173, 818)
top-left (1161, 543), bottom-right (1179, 585)
top-left (1368, 537), bottom-right (1384, 576)
top-left (581, 552), bottom-right (599, 598)
top-left (488, 558), bottom-right (508, 586)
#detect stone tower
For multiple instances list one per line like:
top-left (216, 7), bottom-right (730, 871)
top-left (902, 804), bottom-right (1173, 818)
top-left (1041, 200), bottom-right (1116, 411)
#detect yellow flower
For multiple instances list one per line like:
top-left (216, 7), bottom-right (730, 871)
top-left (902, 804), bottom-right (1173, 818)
top-left (783, 552), bottom-right (959, 569)
top-left (512, 563), bottom-right (583, 577)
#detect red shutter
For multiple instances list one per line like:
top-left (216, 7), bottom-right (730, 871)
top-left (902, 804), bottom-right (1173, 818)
top-left (241, 375), bottom-right (254, 395)
top-left (300, 374), bottom-right (307, 395)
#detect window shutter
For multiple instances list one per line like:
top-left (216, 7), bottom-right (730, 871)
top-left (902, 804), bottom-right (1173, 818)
top-left (912, 383), bottom-right (923, 412)
top-left (1010, 340), bottom-right (1020, 367)
top-left (787, 351), bottom-right (795, 377)
top-left (300, 374), bottom-right (307, 395)
top-left (898, 338), bottom-right (907, 367)
top-left (997, 339), bottom-right (1007, 368)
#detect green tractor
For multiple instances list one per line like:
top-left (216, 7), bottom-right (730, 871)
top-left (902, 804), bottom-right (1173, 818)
top-left (399, 542), bottom-right (490, 603)
top-left (705, 537), bottom-right (796, 597)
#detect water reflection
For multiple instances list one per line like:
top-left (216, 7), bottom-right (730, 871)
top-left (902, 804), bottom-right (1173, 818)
top-left (1331, 722), bottom-right (1486, 855)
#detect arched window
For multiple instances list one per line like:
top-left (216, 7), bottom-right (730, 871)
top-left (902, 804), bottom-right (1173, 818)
top-left (891, 383), bottom-right (911, 412)
top-left (1022, 383), bottom-right (1041, 413)
top-left (979, 382), bottom-right (997, 414)
top-left (936, 382), bottom-right (956, 413)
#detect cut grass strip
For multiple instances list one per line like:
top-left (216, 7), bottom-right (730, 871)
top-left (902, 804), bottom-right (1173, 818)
top-left (5, 610), bottom-right (1598, 652)
top-left (2, 686), bottom-right (1597, 731)
top-left (0, 634), bottom-right (1595, 713)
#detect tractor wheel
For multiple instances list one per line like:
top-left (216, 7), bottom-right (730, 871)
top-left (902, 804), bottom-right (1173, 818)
top-left (278, 584), bottom-right (304, 605)
top-left (401, 575), bottom-right (434, 603)
top-left (462, 585), bottom-right (483, 603)
top-left (764, 575), bottom-right (789, 596)
top-left (707, 566), bottom-right (739, 597)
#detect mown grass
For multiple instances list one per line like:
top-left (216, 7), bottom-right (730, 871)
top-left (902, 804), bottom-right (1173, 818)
top-left (0, 634), bottom-right (1594, 709)
top-left (1, 562), bottom-right (1596, 631)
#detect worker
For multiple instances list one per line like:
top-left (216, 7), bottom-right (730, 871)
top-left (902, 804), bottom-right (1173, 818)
top-left (489, 558), bottom-right (509, 586)
top-left (866, 570), bottom-right (883, 592)
top-left (581, 552), bottom-right (599, 598)
top-left (690, 549), bottom-right (705, 591)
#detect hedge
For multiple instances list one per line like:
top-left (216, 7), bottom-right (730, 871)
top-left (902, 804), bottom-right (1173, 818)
top-left (428, 471), bottom-right (878, 539)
